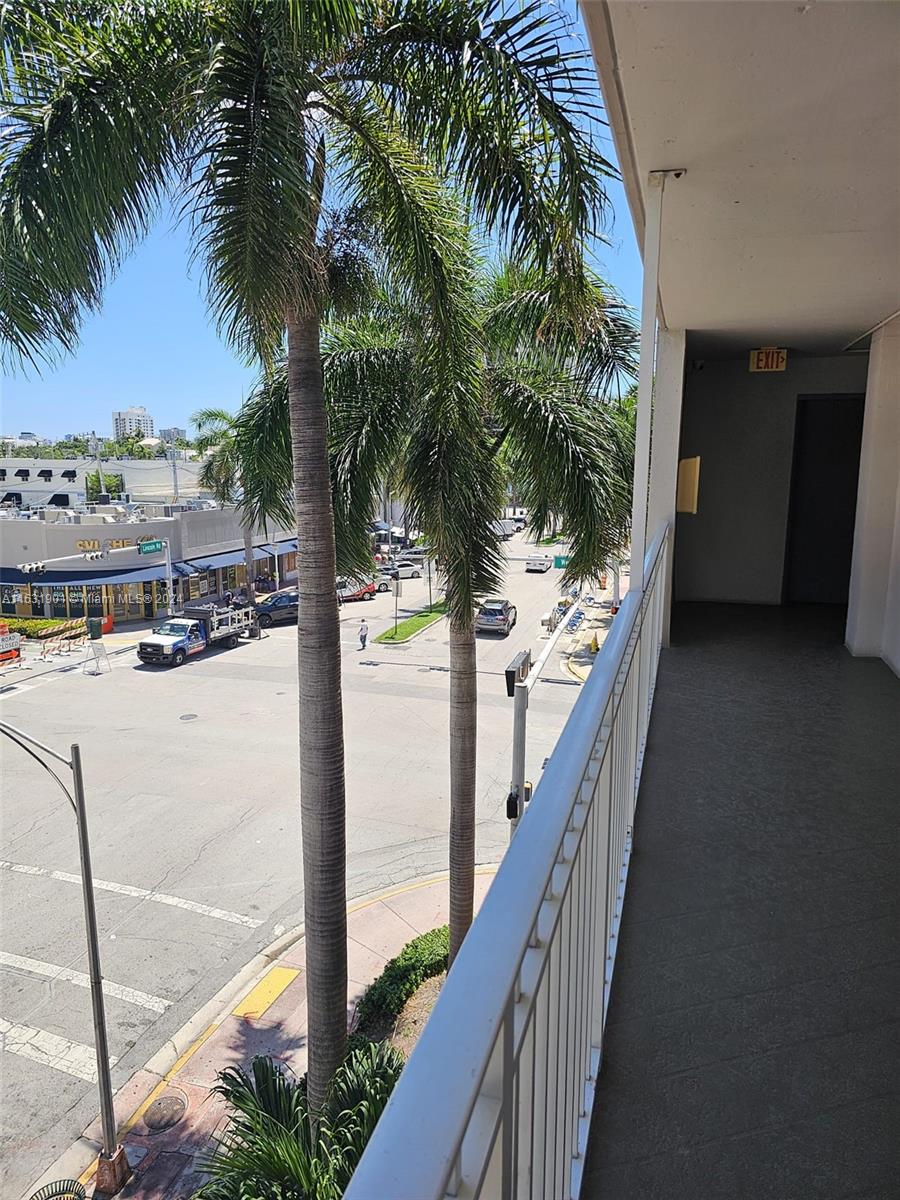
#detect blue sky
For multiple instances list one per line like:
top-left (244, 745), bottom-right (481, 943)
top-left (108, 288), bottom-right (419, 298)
top-left (1, 8), bottom-right (642, 441)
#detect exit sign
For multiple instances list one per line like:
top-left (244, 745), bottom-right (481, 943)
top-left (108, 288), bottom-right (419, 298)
top-left (138, 539), bottom-right (165, 555)
top-left (749, 347), bottom-right (787, 372)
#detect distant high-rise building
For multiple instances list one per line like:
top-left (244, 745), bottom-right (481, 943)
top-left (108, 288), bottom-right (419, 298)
top-left (159, 426), bottom-right (188, 443)
top-left (112, 406), bottom-right (154, 439)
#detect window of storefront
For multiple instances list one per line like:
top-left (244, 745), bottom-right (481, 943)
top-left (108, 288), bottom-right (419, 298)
top-left (68, 585), bottom-right (86, 619)
top-left (50, 585), bottom-right (68, 618)
top-left (111, 582), bottom-right (146, 621)
top-left (31, 585), bottom-right (45, 616)
top-left (1, 585), bottom-right (16, 615)
top-left (86, 585), bottom-right (104, 617)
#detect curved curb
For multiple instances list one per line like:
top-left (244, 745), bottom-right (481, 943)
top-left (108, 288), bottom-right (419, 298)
top-left (32, 865), bottom-right (499, 1198)
top-left (373, 609), bottom-right (448, 646)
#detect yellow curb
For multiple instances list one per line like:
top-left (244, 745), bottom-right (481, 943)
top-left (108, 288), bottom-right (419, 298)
top-left (75, 866), bottom-right (499, 1189)
top-left (232, 965), bottom-right (299, 1020)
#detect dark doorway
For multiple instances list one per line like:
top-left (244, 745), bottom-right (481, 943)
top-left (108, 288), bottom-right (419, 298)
top-left (784, 394), bottom-right (864, 604)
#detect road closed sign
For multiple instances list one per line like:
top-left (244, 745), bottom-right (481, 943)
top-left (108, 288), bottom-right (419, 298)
top-left (749, 347), bottom-right (787, 372)
top-left (0, 627), bottom-right (21, 662)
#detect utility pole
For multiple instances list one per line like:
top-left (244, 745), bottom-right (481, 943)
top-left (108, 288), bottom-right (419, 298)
top-left (90, 431), bottom-right (105, 499)
top-left (169, 450), bottom-right (179, 503)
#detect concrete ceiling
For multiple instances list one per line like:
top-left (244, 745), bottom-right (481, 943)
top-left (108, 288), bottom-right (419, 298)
top-left (582, 0), bottom-right (900, 354)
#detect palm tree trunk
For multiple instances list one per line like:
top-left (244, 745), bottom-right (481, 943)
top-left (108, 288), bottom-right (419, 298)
top-left (286, 309), bottom-right (348, 1110)
top-left (242, 521), bottom-right (255, 602)
top-left (448, 619), bottom-right (478, 965)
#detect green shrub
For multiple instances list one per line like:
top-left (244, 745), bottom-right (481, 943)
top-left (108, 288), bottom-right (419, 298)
top-left (354, 925), bottom-right (448, 1035)
top-left (197, 1043), bottom-right (404, 1200)
top-left (3, 617), bottom-right (86, 639)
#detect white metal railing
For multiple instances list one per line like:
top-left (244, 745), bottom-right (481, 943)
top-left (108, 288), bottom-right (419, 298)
top-left (346, 522), bottom-right (670, 1200)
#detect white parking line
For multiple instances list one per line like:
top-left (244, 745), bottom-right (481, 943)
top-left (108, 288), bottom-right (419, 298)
top-left (0, 860), bottom-right (262, 929)
top-left (0, 951), bottom-right (171, 1014)
top-left (0, 1016), bottom-right (116, 1082)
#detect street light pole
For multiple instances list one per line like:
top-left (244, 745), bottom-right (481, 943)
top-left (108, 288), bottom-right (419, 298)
top-left (71, 743), bottom-right (118, 1163)
top-left (0, 722), bottom-right (130, 1194)
top-left (163, 538), bottom-right (175, 616)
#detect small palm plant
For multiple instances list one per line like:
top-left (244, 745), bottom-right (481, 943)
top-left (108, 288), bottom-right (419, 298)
top-left (197, 1044), bottom-right (404, 1200)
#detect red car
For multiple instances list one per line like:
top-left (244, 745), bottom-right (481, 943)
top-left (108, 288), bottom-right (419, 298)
top-left (336, 576), bottom-right (376, 602)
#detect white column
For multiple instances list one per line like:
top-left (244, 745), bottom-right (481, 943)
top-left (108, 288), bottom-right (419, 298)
top-left (647, 328), bottom-right (686, 645)
top-left (629, 175), bottom-right (665, 589)
top-left (845, 316), bottom-right (900, 663)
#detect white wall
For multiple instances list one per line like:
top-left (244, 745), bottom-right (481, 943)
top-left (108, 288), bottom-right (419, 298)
top-left (674, 353), bottom-right (870, 604)
top-left (846, 317), bottom-right (900, 674)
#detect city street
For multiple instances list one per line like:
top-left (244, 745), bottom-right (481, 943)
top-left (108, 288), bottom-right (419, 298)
top-left (0, 534), bottom-right (582, 1197)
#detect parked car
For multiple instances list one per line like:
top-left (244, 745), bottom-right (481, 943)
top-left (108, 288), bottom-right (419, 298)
top-left (337, 576), bottom-right (376, 601)
top-left (475, 598), bottom-right (518, 635)
top-left (526, 554), bottom-right (553, 573)
top-left (379, 560), bottom-right (422, 579)
top-left (510, 515), bottom-right (527, 531)
top-left (255, 589), bottom-right (299, 627)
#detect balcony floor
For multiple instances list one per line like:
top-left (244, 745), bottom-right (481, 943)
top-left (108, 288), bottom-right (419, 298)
top-left (583, 603), bottom-right (900, 1199)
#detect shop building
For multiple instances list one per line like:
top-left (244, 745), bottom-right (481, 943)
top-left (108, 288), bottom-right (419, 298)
top-left (0, 503), bottom-right (296, 623)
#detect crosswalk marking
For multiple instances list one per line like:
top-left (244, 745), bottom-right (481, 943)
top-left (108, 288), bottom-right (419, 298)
top-left (0, 951), bottom-right (171, 1013)
top-left (0, 859), bottom-right (262, 928)
top-left (0, 1016), bottom-right (116, 1083)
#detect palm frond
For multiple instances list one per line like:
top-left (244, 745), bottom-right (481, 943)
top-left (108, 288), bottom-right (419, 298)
top-left (491, 357), bottom-right (632, 585)
top-left (189, 5), bottom-right (323, 364)
top-left (0, 0), bottom-right (203, 369)
top-left (348, 0), bottom-right (614, 261)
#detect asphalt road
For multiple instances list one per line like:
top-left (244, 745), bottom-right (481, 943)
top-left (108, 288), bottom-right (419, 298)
top-left (0, 534), bottom-right (581, 1197)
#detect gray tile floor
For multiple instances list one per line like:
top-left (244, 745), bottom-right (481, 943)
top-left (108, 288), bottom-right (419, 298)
top-left (583, 604), bottom-right (900, 1200)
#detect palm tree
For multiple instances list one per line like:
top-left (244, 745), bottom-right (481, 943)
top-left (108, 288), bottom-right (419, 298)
top-left (3, 1), bottom-right (613, 1103)
top-left (236, 263), bottom-right (638, 962)
top-left (193, 407), bottom-right (258, 602)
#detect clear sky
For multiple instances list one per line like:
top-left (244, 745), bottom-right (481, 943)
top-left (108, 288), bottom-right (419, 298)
top-left (0, 5), bottom-right (642, 441)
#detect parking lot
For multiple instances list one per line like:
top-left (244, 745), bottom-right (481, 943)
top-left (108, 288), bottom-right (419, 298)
top-left (0, 534), bottom-right (583, 1197)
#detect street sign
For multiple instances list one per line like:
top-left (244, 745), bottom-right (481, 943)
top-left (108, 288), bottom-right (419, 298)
top-left (553, 555), bottom-right (570, 569)
top-left (138, 539), bottom-right (165, 555)
top-left (392, 578), bottom-right (403, 597)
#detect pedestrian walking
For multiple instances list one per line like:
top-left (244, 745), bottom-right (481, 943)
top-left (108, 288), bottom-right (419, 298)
top-left (358, 619), bottom-right (369, 650)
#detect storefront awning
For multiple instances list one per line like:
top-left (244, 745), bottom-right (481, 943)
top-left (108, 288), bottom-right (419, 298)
top-left (0, 561), bottom-right (198, 587)
top-left (186, 539), bottom-right (295, 572)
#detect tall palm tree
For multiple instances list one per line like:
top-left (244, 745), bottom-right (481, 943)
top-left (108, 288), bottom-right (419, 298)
top-left (236, 263), bottom-right (638, 962)
top-left (2, 0), bottom-right (613, 1103)
top-left (193, 407), bottom-right (258, 602)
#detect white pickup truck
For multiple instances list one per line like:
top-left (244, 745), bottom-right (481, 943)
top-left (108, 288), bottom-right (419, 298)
top-left (137, 603), bottom-right (255, 667)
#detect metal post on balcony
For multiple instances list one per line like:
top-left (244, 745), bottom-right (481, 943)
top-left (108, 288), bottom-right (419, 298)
top-left (630, 169), bottom-right (684, 590)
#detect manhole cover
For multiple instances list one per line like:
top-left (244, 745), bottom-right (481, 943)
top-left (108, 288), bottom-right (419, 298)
top-left (179, 713), bottom-right (198, 722)
top-left (144, 1092), bottom-right (186, 1132)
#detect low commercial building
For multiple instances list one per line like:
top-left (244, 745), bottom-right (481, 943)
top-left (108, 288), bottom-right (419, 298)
top-left (0, 504), bottom-right (296, 622)
top-left (0, 455), bottom-right (206, 506)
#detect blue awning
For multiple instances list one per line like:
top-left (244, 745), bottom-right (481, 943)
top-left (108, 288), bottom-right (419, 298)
top-left (0, 561), bottom-right (197, 587)
top-left (186, 540), bottom-right (295, 572)
top-left (187, 548), bottom-right (248, 571)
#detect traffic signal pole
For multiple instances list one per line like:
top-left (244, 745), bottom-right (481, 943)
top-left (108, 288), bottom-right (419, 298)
top-left (18, 540), bottom-right (176, 612)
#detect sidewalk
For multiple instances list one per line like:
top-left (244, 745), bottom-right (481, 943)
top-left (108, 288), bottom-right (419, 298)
top-left (32, 869), bottom-right (497, 1200)
top-left (560, 568), bottom-right (631, 682)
